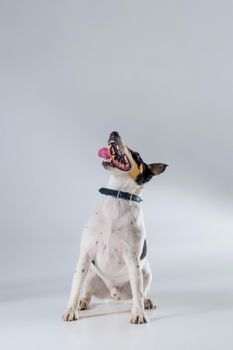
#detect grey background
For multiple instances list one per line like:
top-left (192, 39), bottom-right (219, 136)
top-left (0, 1), bottom-right (233, 349)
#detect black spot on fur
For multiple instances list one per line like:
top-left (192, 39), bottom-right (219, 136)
top-left (136, 163), bottom-right (154, 185)
top-left (130, 150), bottom-right (142, 167)
top-left (92, 260), bottom-right (95, 265)
top-left (82, 268), bottom-right (85, 273)
top-left (140, 239), bottom-right (147, 260)
top-left (129, 149), bottom-right (154, 185)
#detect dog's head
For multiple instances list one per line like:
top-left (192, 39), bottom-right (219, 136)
top-left (98, 131), bottom-right (168, 185)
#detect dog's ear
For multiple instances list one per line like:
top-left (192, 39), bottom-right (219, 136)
top-left (148, 163), bottom-right (168, 176)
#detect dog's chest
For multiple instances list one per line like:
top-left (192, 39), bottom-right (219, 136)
top-left (85, 198), bottom-right (145, 278)
top-left (93, 228), bottom-right (130, 282)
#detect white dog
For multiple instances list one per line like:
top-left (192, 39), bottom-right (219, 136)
top-left (63, 131), bottom-right (167, 324)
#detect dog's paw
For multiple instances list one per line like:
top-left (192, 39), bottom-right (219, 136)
top-left (63, 307), bottom-right (79, 322)
top-left (130, 310), bottom-right (147, 324)
top-left (78, 298), bottom-right (90, 311)
top-left (144, 298), bottom-right (156, 310)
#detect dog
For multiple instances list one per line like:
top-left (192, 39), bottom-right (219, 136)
top-left (63, 131), bottom-right (167, 324)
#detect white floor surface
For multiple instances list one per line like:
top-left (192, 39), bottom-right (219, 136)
top-left (1, 283), bottom-right (233, 350)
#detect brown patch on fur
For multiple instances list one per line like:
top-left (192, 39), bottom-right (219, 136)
top-left (144, 298), bottom-right (156, 310)
top-left (78, 297), bottom-right (90, 311)
top-left (128, 163), bottom-right (141, 181)
top-left (127, 150), bottom-right (145, 181)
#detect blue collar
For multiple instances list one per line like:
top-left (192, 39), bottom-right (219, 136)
top-left (99, 187), bottom-right (143, 203)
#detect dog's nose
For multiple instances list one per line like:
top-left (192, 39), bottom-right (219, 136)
top-left (110, 131), bottom-right (119, 139)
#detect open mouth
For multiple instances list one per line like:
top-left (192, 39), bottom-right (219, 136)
top-left (98, 141), bottom-right (131, 171)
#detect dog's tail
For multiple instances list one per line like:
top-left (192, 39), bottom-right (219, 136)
top-left (111, 287), bottom-right (120, 300)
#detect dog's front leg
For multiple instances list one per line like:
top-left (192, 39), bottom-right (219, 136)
top-left (126, 257), bottom-right (147, 324)
top-left (63, 253), bottom-right (91, 321)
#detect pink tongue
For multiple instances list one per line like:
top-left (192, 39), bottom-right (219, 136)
top-left (98, 147), bottom-right (111, 159)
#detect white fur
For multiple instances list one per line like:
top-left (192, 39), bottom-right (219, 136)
top-left (63, 174), bottom-right (154, 324)
top-left (63, 136), bottom-right (155, 324)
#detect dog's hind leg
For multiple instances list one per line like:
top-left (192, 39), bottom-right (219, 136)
top-left (79, 268), bottom-right (110, 310)
top-left (142, 261), bottom-right (156, 310)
